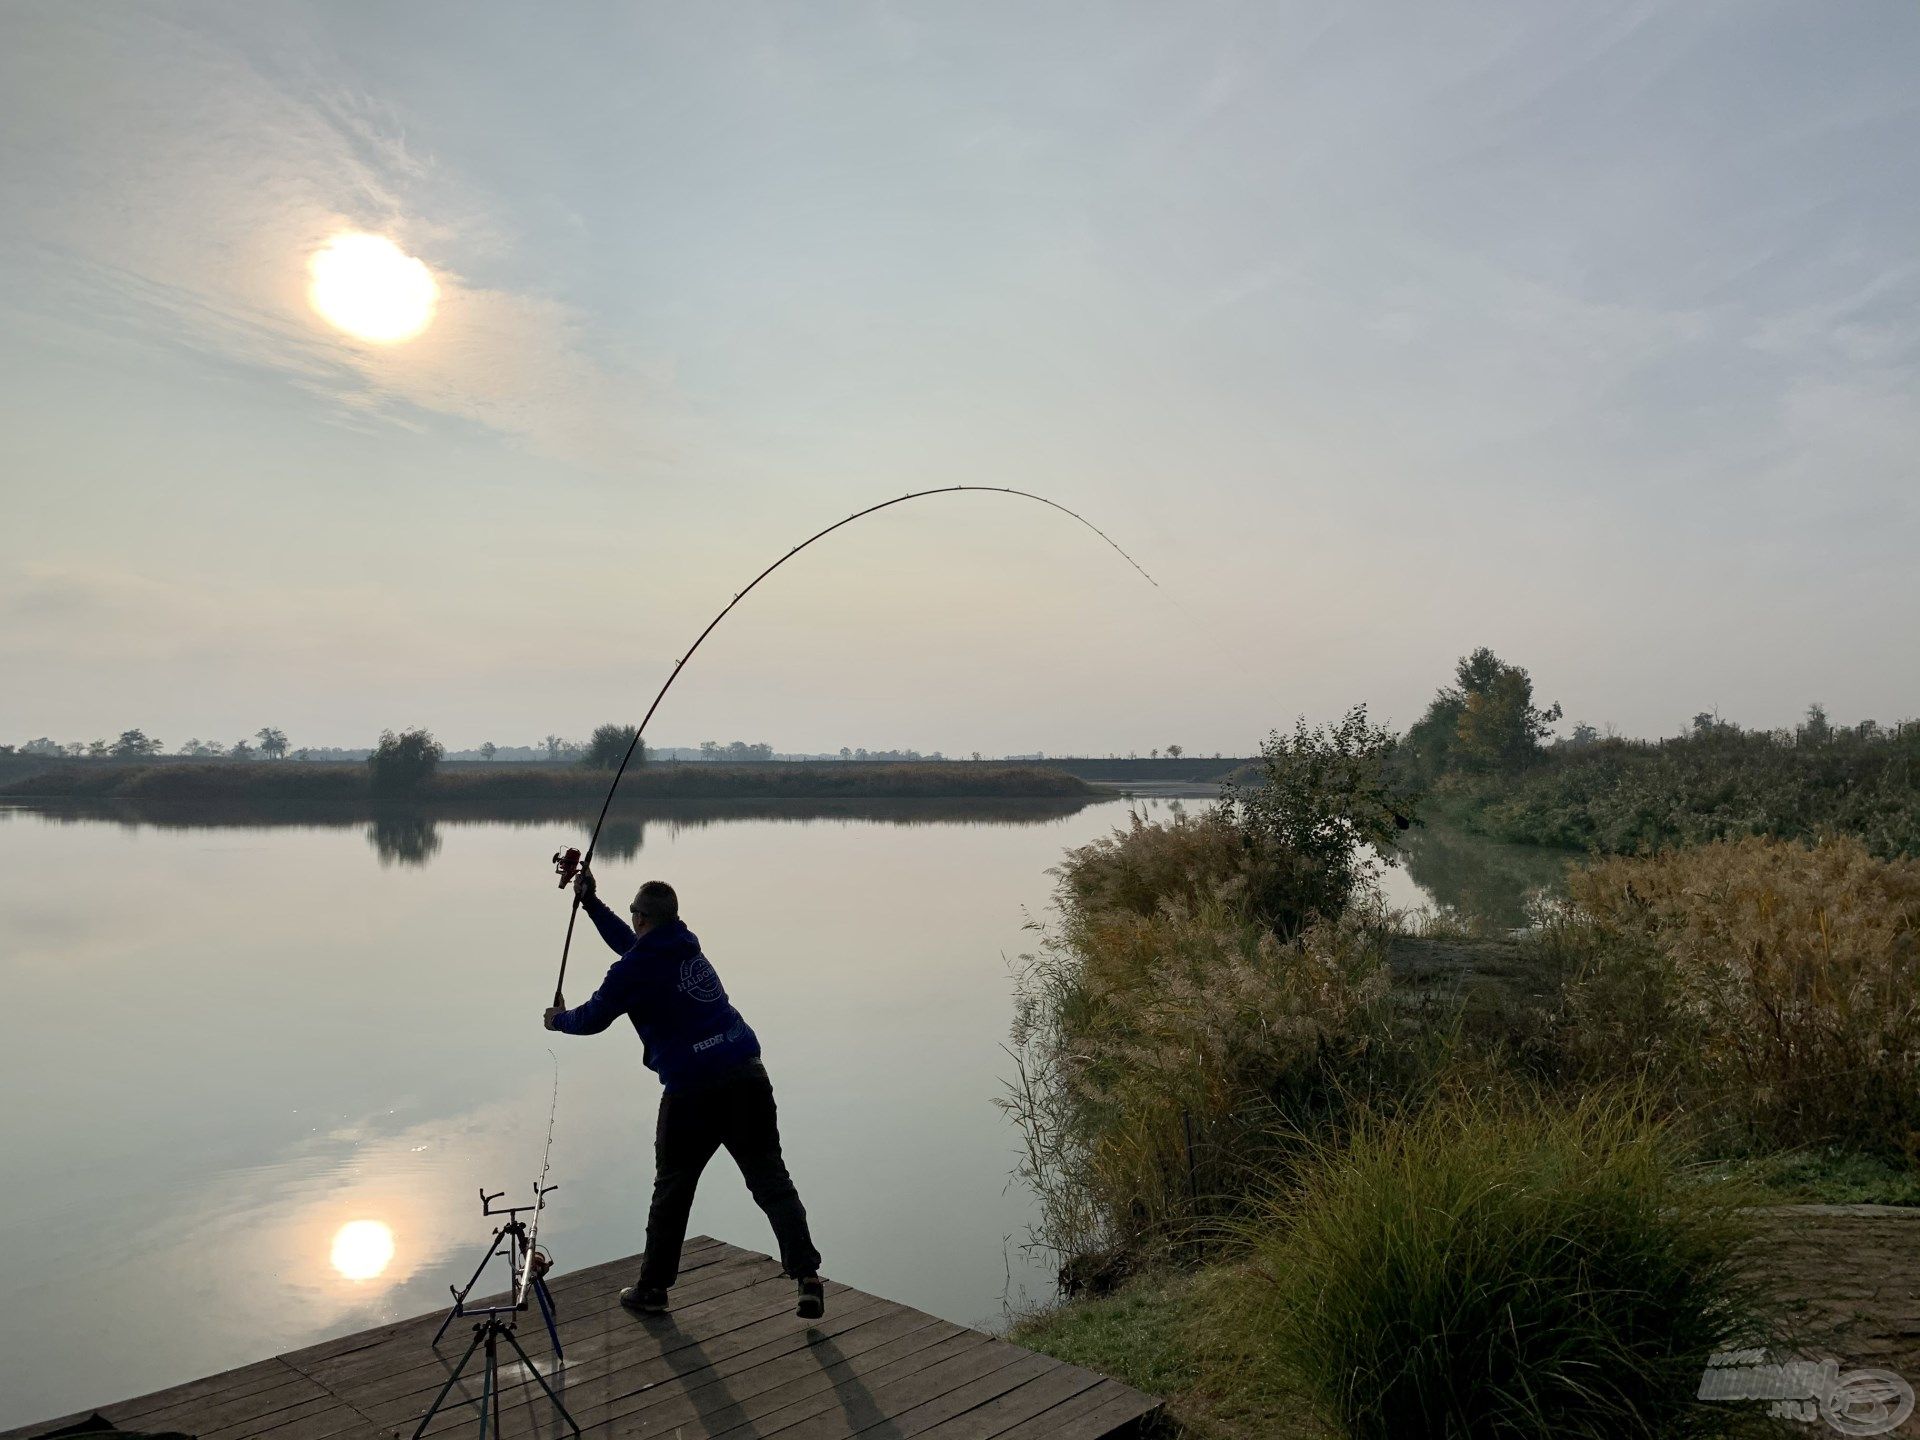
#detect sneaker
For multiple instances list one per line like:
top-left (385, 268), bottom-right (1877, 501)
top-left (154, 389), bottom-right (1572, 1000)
top-left (795, 1276), bottom-right (825, 1320)
top-left (620, 1285), bottom-right (669, 1313)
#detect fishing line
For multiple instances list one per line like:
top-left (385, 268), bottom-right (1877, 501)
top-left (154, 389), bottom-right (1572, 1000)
top-left (513, 1048), bottom-right (562, 1304)
top-left (548, 483), bottom-right (1166, 1006)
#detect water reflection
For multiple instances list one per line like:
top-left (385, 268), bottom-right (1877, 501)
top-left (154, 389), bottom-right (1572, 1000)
top-left (330, 1219), bottom-right (396, 1280)
top-left (8, 795), bottom-right (1102, 874)
top-left (1395, 823), bottom-right (1579, 930)
top-left (369, 813), bottom-right (442, 867)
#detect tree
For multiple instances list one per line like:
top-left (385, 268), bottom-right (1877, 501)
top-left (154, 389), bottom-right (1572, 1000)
top-left (1797, 703), bottom-right (1833, 747)
top-left (111, 729), bottom-right (163, 758)
top-left (229, 738), bottom-right (256, 760)
top-left (840, 747), bottom-right (852, 761)
top-left (699, 741), bottom-right (720, 762)
top-left (21, 737), bottom-right (62, 756)
top-left (544, 734), bottom-right (565, 761)
top-left (1403, 648), bottom-right (1560, 780)
top-left (86, 739), bottom-right (108, 757)
top-left (1221, 704), bottom-right (1418, 933)
top-left (369, 727), bottom-right (444, 793)
top-left (583, 723), bottom-right (642, 769)
top-left (255, 727), bottom-right (289, 759)
top-left (1166, 744), bottom-right (1184, 759)
top-left (1456, 664), bottom-right (1561, 769)
top-left (479, 741), bottom-right (498, 762)
top-left (1151, 748), bottom-right (1160, 759)
top-left (1566, 722), bottom-right (1600, 749)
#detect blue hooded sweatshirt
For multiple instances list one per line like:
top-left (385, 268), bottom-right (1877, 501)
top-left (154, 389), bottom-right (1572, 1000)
top-left (550, 896), bottom-right (761, 1091)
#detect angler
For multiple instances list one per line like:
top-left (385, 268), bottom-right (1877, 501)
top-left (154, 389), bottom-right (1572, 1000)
top-left (543, 868), bottom-right (825, 1320)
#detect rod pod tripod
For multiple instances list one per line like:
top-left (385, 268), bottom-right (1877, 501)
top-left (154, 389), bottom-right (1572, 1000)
top-left (414, 1187), bottom-right (580, 1439)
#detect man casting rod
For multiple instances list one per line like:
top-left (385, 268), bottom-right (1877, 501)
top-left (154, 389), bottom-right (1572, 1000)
top-left (548, 483), bottom-right (1161, 1007)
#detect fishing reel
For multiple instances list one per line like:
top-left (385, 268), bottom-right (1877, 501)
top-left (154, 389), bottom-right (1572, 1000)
top-left (552, 847), bottom-right (585, 889)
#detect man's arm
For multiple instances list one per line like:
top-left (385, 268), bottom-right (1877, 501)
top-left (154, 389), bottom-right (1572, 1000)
top-left (574, 870), bottom-right (636, 953)
top-left (547, 956), bottom-right (639, 1035)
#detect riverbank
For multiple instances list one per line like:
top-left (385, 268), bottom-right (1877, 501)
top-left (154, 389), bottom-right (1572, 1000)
top-left (999, 711), bottom-right (1920, 1440)
top-left (0, 758), bottom-right (1099, 804)
top-left (1014, 1203), bottom-right (1920, 1440)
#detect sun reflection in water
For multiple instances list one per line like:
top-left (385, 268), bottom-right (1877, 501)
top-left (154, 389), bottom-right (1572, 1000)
top-left (330, 1219), bottom-right (396, 1281)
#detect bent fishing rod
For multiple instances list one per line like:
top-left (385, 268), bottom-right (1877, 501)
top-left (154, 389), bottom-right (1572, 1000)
top-left (547, 484), bottom-right (1161, 1006)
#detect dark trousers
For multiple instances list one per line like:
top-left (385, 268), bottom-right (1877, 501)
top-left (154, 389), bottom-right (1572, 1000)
top-left (638, 1062), bottom-right (821, 1288)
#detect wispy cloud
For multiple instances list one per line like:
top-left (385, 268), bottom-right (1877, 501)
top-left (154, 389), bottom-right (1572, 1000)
top-left (0, 3), bottom-right (676, 468)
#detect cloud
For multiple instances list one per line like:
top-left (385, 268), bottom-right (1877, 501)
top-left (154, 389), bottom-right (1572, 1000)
top-left (0, 4), bottom-right (677, 468)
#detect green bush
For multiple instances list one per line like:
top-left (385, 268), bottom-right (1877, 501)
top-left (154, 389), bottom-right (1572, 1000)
top-left (1237, 1089), bottom-right (1783, 1440)
top-left (367, 728), bottom-right (444, 793)
top-left (1221, 706), bottom-right (1418, 934)
top-left (582, 723), bottom-right (642, 770)
top-left (1433, 723), bottom-right (1920, 859)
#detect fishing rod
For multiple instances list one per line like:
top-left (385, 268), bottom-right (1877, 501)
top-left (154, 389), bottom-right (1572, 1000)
top-left (547, 484), bottom-right (1162, 1006)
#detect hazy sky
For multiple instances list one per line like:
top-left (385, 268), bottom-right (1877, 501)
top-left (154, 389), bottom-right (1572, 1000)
top-left (3, 1), bottom-right (1916, 756)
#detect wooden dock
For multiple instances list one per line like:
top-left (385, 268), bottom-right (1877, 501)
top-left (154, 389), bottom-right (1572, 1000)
top-left (6, 1238), bottom-right (1162, 1440)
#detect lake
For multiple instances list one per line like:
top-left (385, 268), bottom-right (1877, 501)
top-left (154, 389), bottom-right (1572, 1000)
top-left (0, 793), bottom-right (1566, 1427)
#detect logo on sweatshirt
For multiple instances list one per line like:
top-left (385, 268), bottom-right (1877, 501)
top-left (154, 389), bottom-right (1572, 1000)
top-left (678, 952), bottom-right (724, 1004)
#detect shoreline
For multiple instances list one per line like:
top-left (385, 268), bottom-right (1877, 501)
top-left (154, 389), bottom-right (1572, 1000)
top-left (0, 758), bottom-right (1100, 805)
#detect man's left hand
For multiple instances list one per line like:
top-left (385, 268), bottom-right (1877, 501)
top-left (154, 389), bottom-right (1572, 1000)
top-left (543, 1006), bottom-right (564, 1031)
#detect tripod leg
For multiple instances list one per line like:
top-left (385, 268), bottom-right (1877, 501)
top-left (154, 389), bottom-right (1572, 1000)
top-left (487, 1326), bottom-right (502, 1440)
top-left (501, 1323), bottom-right (583, 1437)
top-left (534, 1275), bottom-right (563, 1360)
top-left (479, 1324), bottom-right (500, 1440)
top-left (411, 1323), bottom-right (487, 1440)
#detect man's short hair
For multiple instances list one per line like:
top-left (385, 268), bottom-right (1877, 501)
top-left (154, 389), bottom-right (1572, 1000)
top-left (633, 880), bottom-right (679, 925)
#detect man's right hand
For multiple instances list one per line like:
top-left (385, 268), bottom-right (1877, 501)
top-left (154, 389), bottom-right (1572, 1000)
top-left (574, 869), bottom-right (596, 903)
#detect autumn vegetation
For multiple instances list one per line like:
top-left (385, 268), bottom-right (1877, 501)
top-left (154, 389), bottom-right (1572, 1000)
top-left (1007, 655), bottom-right (1918, 1439)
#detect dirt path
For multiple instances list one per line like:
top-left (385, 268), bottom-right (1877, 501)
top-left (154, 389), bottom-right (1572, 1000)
top-left (1755, 1205), bottom-right (1920, 1436)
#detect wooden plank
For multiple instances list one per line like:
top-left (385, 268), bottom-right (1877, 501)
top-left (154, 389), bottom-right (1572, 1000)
top-left (403, 1279), bottom-right (885, 1435)
top-left (350, 1259), bottom-right (808, 1425)
top-left (1, 1241), bottom-right (1163, 1440)
top-left (706, 1333), bottom-right (1023, 1440)
top-left (370, 1265), bottom-right (839, 1430)
top-left (198, 1396), bottom-right (385, 1440)
top-left (0, 1358), bottom-right (298, 1439)
top-left (284, 1236), bottom-right (733, 1377)
top-left (579, 1304), bottom-right (962, 1436)
top-left (910, 1360), bottom-right (1110, 1439)
top-left (131, 1373), bottom-right (337, 1435)
top-left (984, 1377), bottom-right (1164, 1440)
top-left (299, 1244), bottom-right (775, 1397)
top-left (819, 1349), bottom-right (1060, 1439)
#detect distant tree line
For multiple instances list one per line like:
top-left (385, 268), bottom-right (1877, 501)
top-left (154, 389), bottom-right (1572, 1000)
top-left (1395, 647), bottom-right (1920, 858)
top-left (3, 725), bottom-right (1227, 770)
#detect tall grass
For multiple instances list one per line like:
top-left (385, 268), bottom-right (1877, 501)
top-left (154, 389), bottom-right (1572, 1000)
top-left (1004, 811), bottom-right (1396, 1264)
top-left (1555, 834), bottom-right (1920, 1155)
top-left (1233, 1089), bottom-right (1783, 1440)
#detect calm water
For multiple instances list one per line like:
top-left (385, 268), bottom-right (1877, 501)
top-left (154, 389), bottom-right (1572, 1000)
top-left (0, 795), bottom-right (1559, 1426)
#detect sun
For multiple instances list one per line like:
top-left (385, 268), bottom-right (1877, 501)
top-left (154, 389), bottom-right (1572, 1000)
top-left (308, 234), bottom-right (437, 343)
top-left (330, 1219), bottom-right (396, 1280)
